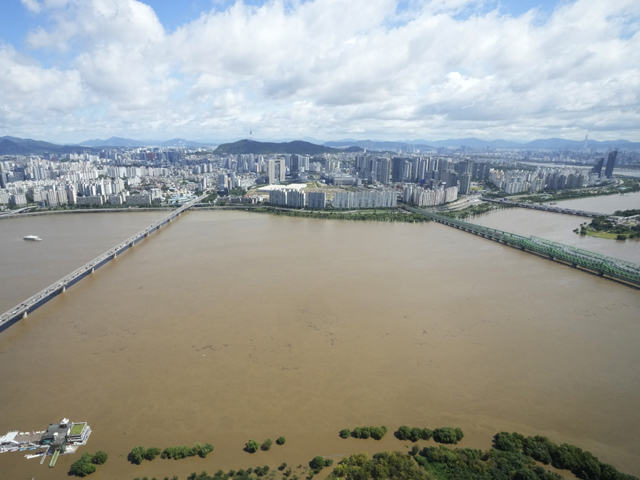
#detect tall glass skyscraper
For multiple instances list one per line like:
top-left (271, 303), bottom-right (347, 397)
top-left (604, 149), bottom-right (618, 178)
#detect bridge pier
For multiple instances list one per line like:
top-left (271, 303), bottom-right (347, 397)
top-left (0, 195), bottom-right (206, 332)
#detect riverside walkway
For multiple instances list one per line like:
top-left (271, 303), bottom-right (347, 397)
top-left (0, 193), bottom-right (209, 332)
top-left (406, 206), bottom-right (640, 288)
top-left (482, 197), bottom-right (604, 217)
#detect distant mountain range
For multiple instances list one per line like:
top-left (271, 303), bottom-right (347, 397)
top-left (324, 137), bottom-right (640, 151)
top-left (323, 140), bottom-right (437, 151)
top-left (0, 136), bottom-right (97, 155)
top-left (214, 139), bottom-right (362, 155)
top-left (1, 135), bottom-right (639, 156)
top-left (77, 137), bottom-right (213, 148)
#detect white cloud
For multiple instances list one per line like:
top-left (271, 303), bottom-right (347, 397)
top-left (20, 0), bottom-right (43, 13)
top-left (2, 0), bottom-right (640, 142)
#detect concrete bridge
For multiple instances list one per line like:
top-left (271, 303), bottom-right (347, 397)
top-left (0, 193), bottom-right (208, 333)
top-left (482, 197), bottom-right (605, 217)
top-left (406, 206), bottom-right (640, 288)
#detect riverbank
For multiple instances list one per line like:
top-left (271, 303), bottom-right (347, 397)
top-left (250, 207), bottom-right (430, 223)
top-left (3, 211), bottom-right (640, 479)
top-left (577, 216), bottom-right (640, 241)
top-left (482, 177), bottom-right (640, 203)
top-left (438, 202), bottom-right (515, 219)
top-left (518, 178), bottom-right (639, 203)
top-left (88, 429), bottom-right (638, 480)
top-left (0, 207), bottom-right (175, 220)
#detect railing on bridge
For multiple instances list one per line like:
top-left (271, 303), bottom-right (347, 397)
top-left (482, 197), bottom-right (604, 217)
top-left (0, 194), bottom-right (208, 331)
top-left (406, 206), bottom-right (640, 287)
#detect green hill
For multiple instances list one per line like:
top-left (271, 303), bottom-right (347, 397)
top-left (214, 139), bottom-right (361, 155)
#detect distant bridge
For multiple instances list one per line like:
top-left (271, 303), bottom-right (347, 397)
top-left (406, 206), bottom-right (640, 288)
top-left (0, 193), bottom-right (209, 333)
top-left (482, 197), bottom-right (605, 217)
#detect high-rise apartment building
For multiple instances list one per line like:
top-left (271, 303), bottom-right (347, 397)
top-left (460, 173), bottom-right (472, 195)
top-left (379, 158), bottom-right (391, 184)
top-left (591, 158), bottom-right (604, 176)
top-left (333, 191), bottom-right (397, 209)
top-left (268, 158), bottom-right (286, 184)
top-left (269, 189), bottom-right (287, 206)
top-left (286, 190), bottom-right (306, 208)
top-left (307, 191), bottom-right (326, 209)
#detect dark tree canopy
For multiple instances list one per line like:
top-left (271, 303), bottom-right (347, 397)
top-left (69, 452), bottom-right (97, 477)
top-left (245, 439), bottom-right (260, 454)
top-left (91, 450), bottom-right (108, 465)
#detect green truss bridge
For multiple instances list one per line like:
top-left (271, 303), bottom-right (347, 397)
top-left (405, 206), bottom-right (640, 288)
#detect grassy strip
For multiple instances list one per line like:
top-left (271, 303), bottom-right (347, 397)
top-left (585, 229), bottom-right (622, 240)
top-left (253, 207), bottom-right (430, 223)
top-left (483, 178), bottom-right (640, 203)
top-left (439, 203), bottom-right (514, 219)
top-left (576, 216), bottom-right (640, 240)
top-left (525, 178), bottom-right (640, 203)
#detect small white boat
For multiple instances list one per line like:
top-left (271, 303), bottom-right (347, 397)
top-left (23, 235), bottom-right (42, 242)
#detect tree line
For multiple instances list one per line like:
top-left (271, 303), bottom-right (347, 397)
top-left (254, 207), bottom-right (431, 223)
top-left (244, 436), bottom-right (285, 453)
top-left (614, 209), bottom-right (640, 217)
top-left (440, 203), bottom-right (514, 219)
top-left (582, 216), bottom-right (640, 240)
top-left (340, 426), bottom-right (388, 440)
top-left (493, 432), bottom-right (638, 480)
top-left (395, 426), bottom-right (464, 444)
top-left (125, 430), bottom-right (638, 480)
top-left (69, 450), bottom-right (108, 477)
top-left (128, 443), bottom-right (213, 464)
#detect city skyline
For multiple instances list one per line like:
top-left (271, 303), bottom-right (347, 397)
top-left (1, 0), bottom-right (639, 143)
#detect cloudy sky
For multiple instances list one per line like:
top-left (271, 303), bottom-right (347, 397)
top-left (0, 0), bottom-right (639, 143)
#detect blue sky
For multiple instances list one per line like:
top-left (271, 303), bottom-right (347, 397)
top-left (1, 0), bottom-right (562, 45)
top-left (1, 0), bottom-right (638, 143)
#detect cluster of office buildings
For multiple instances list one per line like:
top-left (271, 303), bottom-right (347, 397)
top-left (489, 167), bottom-right (600, 194)
top-left (402, 185), bottom-right (459, 206)
top-left (487, 149), bottom-right (619, 195)
top-left (349, 155), bottom-right (477, 200)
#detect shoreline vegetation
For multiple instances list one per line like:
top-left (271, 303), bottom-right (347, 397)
top-left (252, 207), bottom-right (431, 223)
top-left (483, 178), bottom-right (640, 203)
top-left (121, 430), bottom-right (639, 480)
top-left (439, 203), bottom-right (515, 219)
top-left (576, 216), bottom-right (640, 241)
top-left (128, 444), bottom-right (214, 465)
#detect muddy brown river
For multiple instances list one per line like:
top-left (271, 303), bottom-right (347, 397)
top-left (0, 210), bottom-right (639, 480)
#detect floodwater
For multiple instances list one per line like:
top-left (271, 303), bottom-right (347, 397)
top-left (556, 191), bottom-right (640, 215)
top-left (0, 212), bottom-right (167, 313)
top-left (467, 209), bottom-right (640, 264)
top-left (468, 191), bottom-right (640, 263)
top-left (1, 211), bottom-right (640, 480)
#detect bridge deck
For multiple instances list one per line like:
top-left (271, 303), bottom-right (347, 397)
top-left (407, 206), bottom-right (640, 288)
top-left (0, 194), bottom-right (207, 332)
top-left (482, 197), bottom-right (605, 217)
